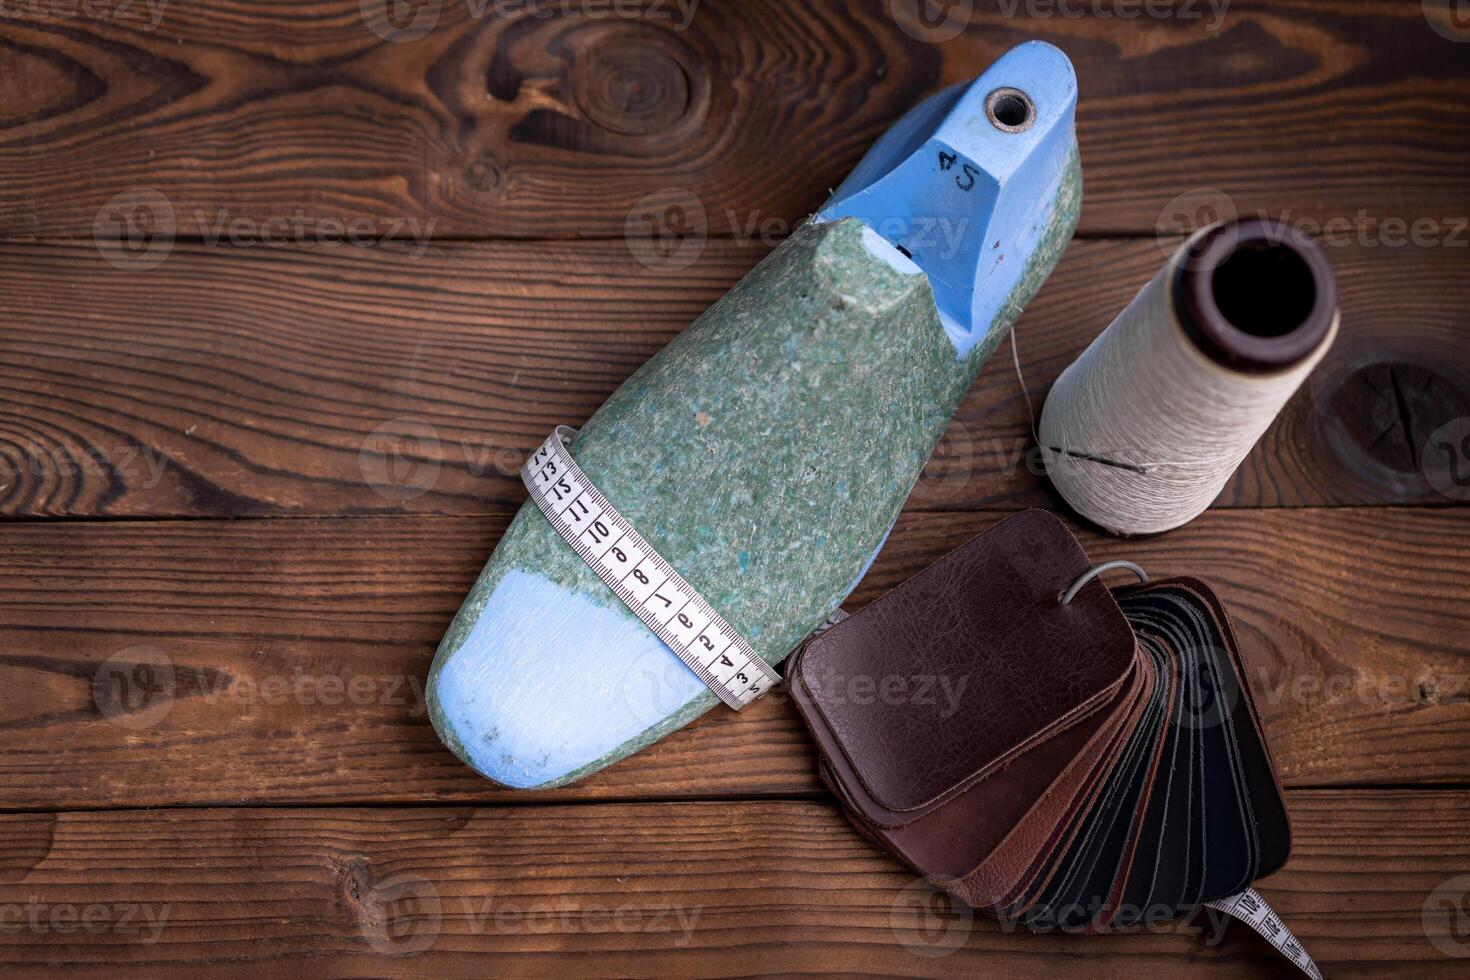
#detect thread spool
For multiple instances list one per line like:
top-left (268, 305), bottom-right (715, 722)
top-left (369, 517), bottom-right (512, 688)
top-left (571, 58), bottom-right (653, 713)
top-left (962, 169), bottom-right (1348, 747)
top-left (1039, 219), bottom-right (1339, 536)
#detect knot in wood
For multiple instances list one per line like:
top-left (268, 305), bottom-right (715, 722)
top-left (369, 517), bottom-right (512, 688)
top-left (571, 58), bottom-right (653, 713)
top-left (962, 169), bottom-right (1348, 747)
top-left (570, 32), bottom-right (693, 136)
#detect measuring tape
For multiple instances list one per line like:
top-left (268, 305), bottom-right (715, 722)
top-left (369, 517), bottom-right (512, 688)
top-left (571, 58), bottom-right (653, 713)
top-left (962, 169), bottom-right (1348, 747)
top-left (522, 426), bottom-right (781, 711)
top-left (1206, 888), bottom-right (1322, 980)
top-left (523, 427), bottom-right (1321, 979)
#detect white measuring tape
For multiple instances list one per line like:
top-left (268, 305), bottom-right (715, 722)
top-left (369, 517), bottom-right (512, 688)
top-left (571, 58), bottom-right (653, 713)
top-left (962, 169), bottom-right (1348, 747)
top-left (521, 426), bottom-right (781, 710)
top-left (523, 428), bottom-right (1321, 979)
top-left (1206, 888), bottom-right (1322, 980)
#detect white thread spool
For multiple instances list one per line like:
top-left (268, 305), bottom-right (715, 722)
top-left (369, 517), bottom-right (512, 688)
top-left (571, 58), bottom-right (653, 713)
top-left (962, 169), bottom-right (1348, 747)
top-left (1039, 220), bottom-right (1340, 536)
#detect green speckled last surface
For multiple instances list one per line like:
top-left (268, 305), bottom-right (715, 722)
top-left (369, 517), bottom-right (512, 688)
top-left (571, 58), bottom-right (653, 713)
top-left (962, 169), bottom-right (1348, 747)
top-left (429, 151), bottom-right (1080, 788)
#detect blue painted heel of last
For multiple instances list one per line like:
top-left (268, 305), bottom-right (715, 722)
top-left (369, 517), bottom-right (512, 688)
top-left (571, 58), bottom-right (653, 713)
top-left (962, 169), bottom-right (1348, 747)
top-left (428, 41), bottom-right (1083, 790)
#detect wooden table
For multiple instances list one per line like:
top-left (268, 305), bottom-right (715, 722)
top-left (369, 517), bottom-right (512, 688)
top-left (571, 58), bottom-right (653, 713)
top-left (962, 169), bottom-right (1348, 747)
top-left (2, 1), bottom-right (1467, 976)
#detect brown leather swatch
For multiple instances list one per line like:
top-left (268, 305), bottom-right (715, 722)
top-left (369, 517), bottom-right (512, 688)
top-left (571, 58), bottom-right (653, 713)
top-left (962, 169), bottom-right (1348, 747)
top-left (789, 510), bottom-right (1292, 929)
top-left (793, 510), bottom-right (1138, 818)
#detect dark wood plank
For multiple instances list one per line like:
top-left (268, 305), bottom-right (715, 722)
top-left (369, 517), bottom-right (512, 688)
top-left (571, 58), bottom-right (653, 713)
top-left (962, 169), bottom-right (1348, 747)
top-left (0, 506), bottom-right (1464, 810)
top-left (2, 1), bottom-right (1465, 238)
top-left (4, 235), bottom-right (1467, 518)
top-left (0, 791), bottom-right (1464, 977)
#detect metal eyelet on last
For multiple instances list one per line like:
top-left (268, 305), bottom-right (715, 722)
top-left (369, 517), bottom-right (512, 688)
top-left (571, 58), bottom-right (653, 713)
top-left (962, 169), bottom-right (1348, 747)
top-left (985, 87), bottom-right (1036, 133)
top-left (1060, 560), bottom-right (1150, 606)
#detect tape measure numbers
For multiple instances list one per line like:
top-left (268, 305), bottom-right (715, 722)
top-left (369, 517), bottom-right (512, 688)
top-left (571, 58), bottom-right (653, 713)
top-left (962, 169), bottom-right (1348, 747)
top-left (523, 428), bottom-right (1319, 980)
top-left (1206, 888), bottom-right (1321, 980)
top-left (521, 426), bottom-right (780, 711)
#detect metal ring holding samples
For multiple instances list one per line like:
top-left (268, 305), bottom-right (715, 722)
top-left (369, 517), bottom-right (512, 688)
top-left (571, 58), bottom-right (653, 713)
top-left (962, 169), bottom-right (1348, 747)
top-left (1060, 560), bottom-right (1150, 606)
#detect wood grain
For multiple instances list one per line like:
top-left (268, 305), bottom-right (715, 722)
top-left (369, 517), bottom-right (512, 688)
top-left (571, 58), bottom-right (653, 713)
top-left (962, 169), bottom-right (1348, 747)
top-left (4, 235), bottom-right (1468, 518)
top-left (0, 791), bottom-right (1465, 977)
top-left (0, 506), bottom-right (1464, 810)
top-left (2, 1), bottom-right (1465, 239)
top-left (4, 2), bottom-right (1466, 975)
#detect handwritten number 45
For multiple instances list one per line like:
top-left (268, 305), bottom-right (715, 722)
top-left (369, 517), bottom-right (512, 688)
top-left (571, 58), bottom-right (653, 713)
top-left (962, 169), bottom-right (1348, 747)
top-left (938, 151), bottom-right (979, 192)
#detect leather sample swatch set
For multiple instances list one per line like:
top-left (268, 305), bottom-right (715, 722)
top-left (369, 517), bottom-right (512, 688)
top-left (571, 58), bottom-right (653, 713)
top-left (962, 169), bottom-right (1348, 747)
top-left (789, 510), bottom-right (1290, 930)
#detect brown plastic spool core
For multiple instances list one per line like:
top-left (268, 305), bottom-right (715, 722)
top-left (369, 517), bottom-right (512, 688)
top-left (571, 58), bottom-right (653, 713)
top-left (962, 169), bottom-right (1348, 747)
top-left (1173, 219), bottom-right (1338, 374)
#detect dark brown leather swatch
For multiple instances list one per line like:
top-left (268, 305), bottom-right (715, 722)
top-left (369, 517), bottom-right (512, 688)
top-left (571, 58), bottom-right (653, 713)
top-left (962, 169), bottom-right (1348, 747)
top-left (793, 509), bottom-right (1138, 817)
top-left (789, 509), bottom-right (1291, 929)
